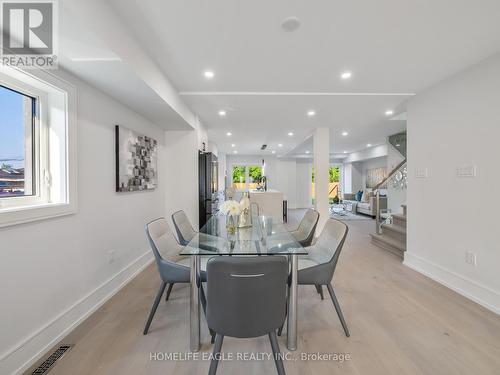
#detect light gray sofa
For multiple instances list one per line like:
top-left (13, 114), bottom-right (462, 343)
top-left (343, 193), bottom-right (387, 218)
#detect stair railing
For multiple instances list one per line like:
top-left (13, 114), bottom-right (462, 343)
top-left (373, 159), bottom-right (407, 234)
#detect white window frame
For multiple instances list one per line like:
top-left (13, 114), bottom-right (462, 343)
top-left (0, 65), bottom-right (77, 227)
top-left (230, 163), bottom-right (263, 191)
top-left (0, 75), bottom-right (49, 207)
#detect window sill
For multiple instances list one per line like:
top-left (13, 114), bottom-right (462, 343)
top-left (0, 201), bottom-right (77, 228)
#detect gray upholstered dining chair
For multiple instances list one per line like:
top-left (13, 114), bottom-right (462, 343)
top-left (288, 208), bottom-right (319, 247)
top-left (172, 209), bottom-right (225, 258)
top-left (206, 256), bottom-right (288, 375)
top-left (171, 210), bottom-right (197, 246)
top-left (143, 218), bottom-right (209, 335)
top-left (279, 218), bottom-right (350, 337)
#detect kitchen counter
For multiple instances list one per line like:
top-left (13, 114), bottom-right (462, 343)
top-left (249, 190), bottom-right (284, 221)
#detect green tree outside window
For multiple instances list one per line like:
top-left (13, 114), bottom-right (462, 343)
top-left (232, 166), bottom-right (246, 183)
top-left (248, 166), bottom-right (262, 182)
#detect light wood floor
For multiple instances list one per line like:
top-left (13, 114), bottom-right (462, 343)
top-left (27, 212), bottom-right (500, 375)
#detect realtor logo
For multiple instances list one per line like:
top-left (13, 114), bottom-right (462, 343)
top-left (1, 0), bottom-right (58, 68)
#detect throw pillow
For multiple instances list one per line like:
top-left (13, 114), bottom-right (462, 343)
top-left (362, 190), bottom-right (370, 203)
top-left (355, 191), bottom-right (363, 202)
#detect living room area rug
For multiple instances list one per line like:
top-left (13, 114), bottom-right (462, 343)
top-left (329, 205), bottom-right (374, 221)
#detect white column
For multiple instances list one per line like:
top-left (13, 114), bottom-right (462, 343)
top-left (313, 128), bottom-right (330, 232)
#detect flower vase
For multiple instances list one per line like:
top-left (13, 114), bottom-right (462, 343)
top-left (238, 192), bottom-right (252, 228)
top-left (226, 215), bottom-right (236, 235)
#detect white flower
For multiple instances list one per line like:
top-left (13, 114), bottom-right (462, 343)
top-left (219, 200), bottom-right (241, 216)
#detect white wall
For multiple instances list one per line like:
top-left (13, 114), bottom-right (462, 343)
top-left (275, 159), bottom-right (297, 208)
top-left (405, 52), bottom-right (500, 315)
top-left (163, 130), bottom-right (200, 229)
top-left (296, 160), bottom-right (312, 208)
top-left (343, 162), bottom-right (363, 193)
top-left (0, 69), bottom-right (167, 374)
top-left (313, 128), bottom-right (330, 232)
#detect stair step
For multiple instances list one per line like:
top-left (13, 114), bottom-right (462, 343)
top-left (381, 223), bottom-right (406, 235)
top-left (381, 223), bottom-right (406, 241)
top-left (392, 213), bottom-right (407, 227)
top-left (370, 233), bottom-right (406, 259)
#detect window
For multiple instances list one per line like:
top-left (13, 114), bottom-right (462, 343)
top-left (248, 165), bottom-right (262, 190)
top-left (0, 85), bottom-right (36, 198)
top-left (232, 166), bottom-right (246, 189)
top-left (231, 164), bottom-right (263, 190)
top-left (311, 165), bottom-right (343, 204)
top-left (0, 65), bottom-right (77, 227)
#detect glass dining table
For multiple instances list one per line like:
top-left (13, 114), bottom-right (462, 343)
top-left (180, 214), bottom-right (308, 352)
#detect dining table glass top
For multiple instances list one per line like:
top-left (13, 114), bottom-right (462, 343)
top-left (180, 215), bottom-right (308, 256)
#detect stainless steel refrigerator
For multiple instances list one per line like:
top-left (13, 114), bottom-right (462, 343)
top-left (198, 152), bottom-right (218, 228)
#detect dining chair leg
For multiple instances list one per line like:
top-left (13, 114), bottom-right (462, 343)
top-left (269, 331), bottom-right (286, 375)
top-left (200, 283), bottom-right (207, 314)
top-left (315, 284), bottom-right (324, 300)
top-left (326, 283), bottom-right (350, 337)
top-left (208, 334), bottom-right (224, 375)
top-left (200, 283), bottom-right (216, 343)
top-left (277, 319), bottom-right (285, 336)
top-left (143, 281), bottom-right (167, 335)
top-left (278, 287), bottom-right (289, 336)
top-left (165, 283), bottom-right (174, 301)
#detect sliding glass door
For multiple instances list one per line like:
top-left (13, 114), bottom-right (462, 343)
top-left (311, 164), bottom-right (343, 205)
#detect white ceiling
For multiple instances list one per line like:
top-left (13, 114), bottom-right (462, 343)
top-left (182, 94), bottom-right (407, 155)
top-left (61, 0), bottom-right (500, 153)
top-left (57, 1), bottom-right (192, 130)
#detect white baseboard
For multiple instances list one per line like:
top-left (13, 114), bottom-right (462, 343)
top-left (1, 251), bottom-right (154, 375)
top-left (404, 252), bottom-right (500, 316)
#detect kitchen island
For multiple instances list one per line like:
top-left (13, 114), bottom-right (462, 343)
top-left (249, 189), bottom-right (284, 222)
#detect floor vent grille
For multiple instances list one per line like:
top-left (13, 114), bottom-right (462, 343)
top-left (32, 345), bottom-right (73, 374)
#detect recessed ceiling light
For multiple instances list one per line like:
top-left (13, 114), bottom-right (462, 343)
top-left (367, 143), bottom-right (372, 147)
top-left (342, 131), bottom-right (348, 136)
top-left (218, 110), bottom-right (226, 116)
top-left (281, 16), bottom-right (301, 32)
top-left (278, 143), bottom-right (283, 147)
top-left (343, 151), bottom-right (347, 154)
top-left (204, 70), bottom-right (214, 79)
top-left (271, 150), bottom-right (276, 154)
top-left (233, 150), bottom-right (238, 154)
top-left (341, 71), bottom-right (352, 80)
top-left (396, 144), bottom-right (401, 147)
top-left (385, 110), bottom-right (394, 116)
top-left (307, 110), bottom-right (316, 117)
top-left (226, 132), bottom-right (232, 136)
top-left (231, 143), bottom-right (235, 147)
top-left (288, 132), bottom-right (294, 136)
top-left (305, 150), bottom-right (310, 154)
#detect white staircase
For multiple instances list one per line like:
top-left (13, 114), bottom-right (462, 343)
top-left (371, 204), bottom-right (407, 259)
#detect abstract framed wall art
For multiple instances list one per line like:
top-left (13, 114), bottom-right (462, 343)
top-left (366, 167), bottom-right (387, 189)
top-left (115, 125), bottom-right (158, 192)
